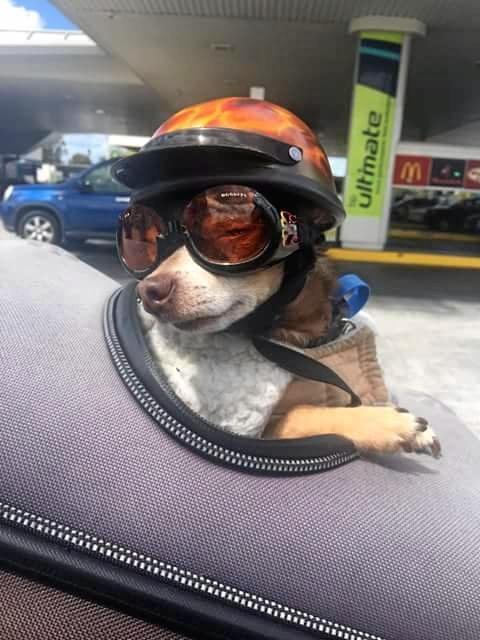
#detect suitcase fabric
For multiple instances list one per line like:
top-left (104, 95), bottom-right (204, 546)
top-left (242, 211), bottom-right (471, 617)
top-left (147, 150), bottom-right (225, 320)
top-left (0, 238), bottom-right (479, 640)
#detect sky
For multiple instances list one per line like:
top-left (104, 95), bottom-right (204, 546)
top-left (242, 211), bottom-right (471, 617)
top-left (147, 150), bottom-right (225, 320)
top-left (62, 134), bottom-right (109, 164)
top-left (2, 0), bottom-right (79, 30)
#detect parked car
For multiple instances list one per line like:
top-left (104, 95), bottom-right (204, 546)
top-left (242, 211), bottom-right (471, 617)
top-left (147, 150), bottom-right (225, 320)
top-left (0, 159), bottom-right (130, 246)
top-left (464, 212), bottom-right (480, 233)
top-left (391, 194), bottom-right (439, 223)
top-left (424, 197), bottom-right (480, 232)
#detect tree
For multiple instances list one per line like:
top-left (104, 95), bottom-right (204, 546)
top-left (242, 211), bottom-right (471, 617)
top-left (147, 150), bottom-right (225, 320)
top-left (42, 138), bottom-right (67, 164)
top-left (70, 153), bottom-right (91, 166)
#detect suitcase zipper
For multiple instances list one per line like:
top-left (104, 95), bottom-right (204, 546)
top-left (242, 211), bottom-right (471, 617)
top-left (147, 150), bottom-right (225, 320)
top-left (0, 502), bottom-right (385, 640)
top-left (105, 297), bottom-right (358, 475)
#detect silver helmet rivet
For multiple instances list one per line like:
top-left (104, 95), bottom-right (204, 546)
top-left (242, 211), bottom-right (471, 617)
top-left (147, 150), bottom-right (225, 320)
top-left (289, 146), bottom-right (302, 162)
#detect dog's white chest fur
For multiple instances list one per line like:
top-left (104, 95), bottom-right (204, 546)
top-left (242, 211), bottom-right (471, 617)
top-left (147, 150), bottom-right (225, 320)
top-left (139, 308), bottom-right (292, 437)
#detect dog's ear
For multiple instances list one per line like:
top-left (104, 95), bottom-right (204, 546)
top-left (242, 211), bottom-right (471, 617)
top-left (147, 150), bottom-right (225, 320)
top-left (272, 257), bottom-right (336, 347)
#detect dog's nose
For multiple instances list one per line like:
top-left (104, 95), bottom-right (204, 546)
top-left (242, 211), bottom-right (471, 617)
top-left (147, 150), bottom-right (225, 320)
top-left (138, 276), bottom-right (175, 310)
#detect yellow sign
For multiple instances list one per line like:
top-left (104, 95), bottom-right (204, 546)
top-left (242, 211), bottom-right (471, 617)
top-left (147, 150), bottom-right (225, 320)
top-left (344, 31), bottom-right (403, 217)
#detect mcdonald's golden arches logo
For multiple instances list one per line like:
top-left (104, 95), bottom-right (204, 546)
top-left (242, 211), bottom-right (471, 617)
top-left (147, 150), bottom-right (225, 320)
top-left (393, 155), bottom-right (430, 187)
top-left (400, 161), bottom-right (422, 183)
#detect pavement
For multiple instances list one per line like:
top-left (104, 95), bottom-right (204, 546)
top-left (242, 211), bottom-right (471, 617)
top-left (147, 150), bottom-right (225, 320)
top-left (2, 225), bottom-right (478, 438)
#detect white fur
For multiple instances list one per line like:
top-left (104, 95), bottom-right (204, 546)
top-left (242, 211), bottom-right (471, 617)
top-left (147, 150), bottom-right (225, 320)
top-left (139, 306), bottom-right (292, 437)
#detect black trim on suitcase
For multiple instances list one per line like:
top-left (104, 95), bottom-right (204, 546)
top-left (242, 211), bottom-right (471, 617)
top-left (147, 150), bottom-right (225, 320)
top-left (0, 502), bottom-right (386, 640)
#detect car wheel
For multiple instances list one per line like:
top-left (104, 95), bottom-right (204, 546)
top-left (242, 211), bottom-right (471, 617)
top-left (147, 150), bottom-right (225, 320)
top-left (18, 210), bottom-right (60, 245)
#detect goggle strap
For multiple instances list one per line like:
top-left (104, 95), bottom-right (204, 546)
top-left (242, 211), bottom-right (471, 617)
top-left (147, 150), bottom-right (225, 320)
top-left (297, 220), bottom-right (326, 246)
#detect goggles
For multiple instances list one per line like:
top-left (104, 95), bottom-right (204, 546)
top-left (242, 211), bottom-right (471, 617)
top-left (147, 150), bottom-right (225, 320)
top-left (117, 185), bottom-right (323, 278)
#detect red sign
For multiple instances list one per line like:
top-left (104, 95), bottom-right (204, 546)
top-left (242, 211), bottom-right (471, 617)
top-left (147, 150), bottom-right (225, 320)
top-left (393, 155), bottom-right (431, 187)
top-left (464, 160), bottom-right (480, 190)
top-left (430, 158), bottom-right (465, 187)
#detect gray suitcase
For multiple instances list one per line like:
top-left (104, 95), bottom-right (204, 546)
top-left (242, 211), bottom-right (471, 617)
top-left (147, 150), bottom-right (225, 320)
top-left (0, 238), bottom-right (479, 640)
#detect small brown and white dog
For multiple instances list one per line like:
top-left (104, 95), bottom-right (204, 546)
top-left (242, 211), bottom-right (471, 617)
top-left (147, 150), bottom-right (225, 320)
top-left (137, 245), bottom-right (441, 458)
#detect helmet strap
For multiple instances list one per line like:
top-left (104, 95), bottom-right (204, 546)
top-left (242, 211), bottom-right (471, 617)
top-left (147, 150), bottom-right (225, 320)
top-left (230, 247), bottom-right (316, 336)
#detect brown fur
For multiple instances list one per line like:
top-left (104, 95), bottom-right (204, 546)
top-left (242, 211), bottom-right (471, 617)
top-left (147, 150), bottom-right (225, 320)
top-left (272, 251), bottom-right (336, 348)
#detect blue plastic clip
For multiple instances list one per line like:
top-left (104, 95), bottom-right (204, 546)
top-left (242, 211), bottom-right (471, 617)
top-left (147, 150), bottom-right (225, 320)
top-left (335, 274), bottom-right (370, 318)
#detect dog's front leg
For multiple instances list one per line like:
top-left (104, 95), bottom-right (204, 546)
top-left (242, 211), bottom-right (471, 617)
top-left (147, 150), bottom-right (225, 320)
top-left (267, 405), bottom-right (441, 458)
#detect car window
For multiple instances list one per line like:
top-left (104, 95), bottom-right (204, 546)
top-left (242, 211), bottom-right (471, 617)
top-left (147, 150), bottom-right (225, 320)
top-left (83, 164), bottom-right (127, 194)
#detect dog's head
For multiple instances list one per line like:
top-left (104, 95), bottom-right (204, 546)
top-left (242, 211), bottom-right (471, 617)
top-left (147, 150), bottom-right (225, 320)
top-left (137, 245), bottom-right (335, 343)
top-left (137, 246), bottom-right (285, 333)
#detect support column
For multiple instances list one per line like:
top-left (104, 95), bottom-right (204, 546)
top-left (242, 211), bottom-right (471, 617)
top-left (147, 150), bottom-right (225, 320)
top-left (341, 17), bottom-right (425, 250)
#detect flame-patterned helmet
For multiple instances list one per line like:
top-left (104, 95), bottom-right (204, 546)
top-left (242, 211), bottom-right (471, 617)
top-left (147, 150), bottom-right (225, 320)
top-left (112, 97), bottom-right (345, 230)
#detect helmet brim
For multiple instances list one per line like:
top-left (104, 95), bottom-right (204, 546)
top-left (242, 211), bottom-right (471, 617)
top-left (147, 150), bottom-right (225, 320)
top-left (112, 128), bottom-right (302, 190)
top-left (112, 132), bottom-right (345, 230)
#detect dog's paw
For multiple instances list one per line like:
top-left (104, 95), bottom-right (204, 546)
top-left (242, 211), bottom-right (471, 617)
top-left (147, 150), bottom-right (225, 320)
top-left (352, 406), bottom-right (442, 458)
top-left (269, 404), bottom-right (442, 459)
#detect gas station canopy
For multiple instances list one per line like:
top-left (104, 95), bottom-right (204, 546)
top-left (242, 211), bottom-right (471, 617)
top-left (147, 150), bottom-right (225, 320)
top-left (4, 1), bottom-right (480, 154)
top-left (3, 0), bottom-right (480, 254)
top-left (51, 0), bottom-right (480, 154)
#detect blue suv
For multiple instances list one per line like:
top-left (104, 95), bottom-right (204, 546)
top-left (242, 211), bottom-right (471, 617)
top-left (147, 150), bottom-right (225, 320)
top-left (1, 159), bottom-right (130, 245)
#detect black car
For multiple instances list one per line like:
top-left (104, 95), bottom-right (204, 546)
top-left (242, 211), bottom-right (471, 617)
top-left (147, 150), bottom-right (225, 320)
top-left (391, 194), bottom-right (439, 223)
top-left (424, 197), bottom-right (480, 232)
top-left (464, 212), bottom-right (480, 233)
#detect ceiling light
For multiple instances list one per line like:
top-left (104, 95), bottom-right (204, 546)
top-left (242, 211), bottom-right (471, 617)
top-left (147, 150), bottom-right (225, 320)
top-left (249, 86), bottom-right (265, 100)
top-left (95, 109), bottom-right (105, 115)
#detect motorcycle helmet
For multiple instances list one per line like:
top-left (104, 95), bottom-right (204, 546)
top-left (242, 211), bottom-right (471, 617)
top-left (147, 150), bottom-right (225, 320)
top-left (112, 97), bottom-right (345, 230)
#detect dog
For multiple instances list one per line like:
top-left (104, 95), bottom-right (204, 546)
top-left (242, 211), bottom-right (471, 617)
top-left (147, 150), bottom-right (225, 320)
top-left (137, 245), bottom-right (441, 458)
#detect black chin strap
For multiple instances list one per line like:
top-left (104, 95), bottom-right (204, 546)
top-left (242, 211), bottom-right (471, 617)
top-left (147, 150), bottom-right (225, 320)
top-left (231, 247), bottom-right (316, 336)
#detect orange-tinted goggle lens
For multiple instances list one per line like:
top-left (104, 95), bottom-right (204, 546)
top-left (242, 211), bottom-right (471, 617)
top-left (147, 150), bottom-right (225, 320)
top-left (118, 203), bottom-right (166, 272)
top-left (183, 186), bottom-right (272, 264)
top-left (118, 185), bottom-right (275, 274)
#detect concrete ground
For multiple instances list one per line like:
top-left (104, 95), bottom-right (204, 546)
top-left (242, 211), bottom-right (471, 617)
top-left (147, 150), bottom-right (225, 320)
top-left (2, 224), bottom-right (478, 438)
